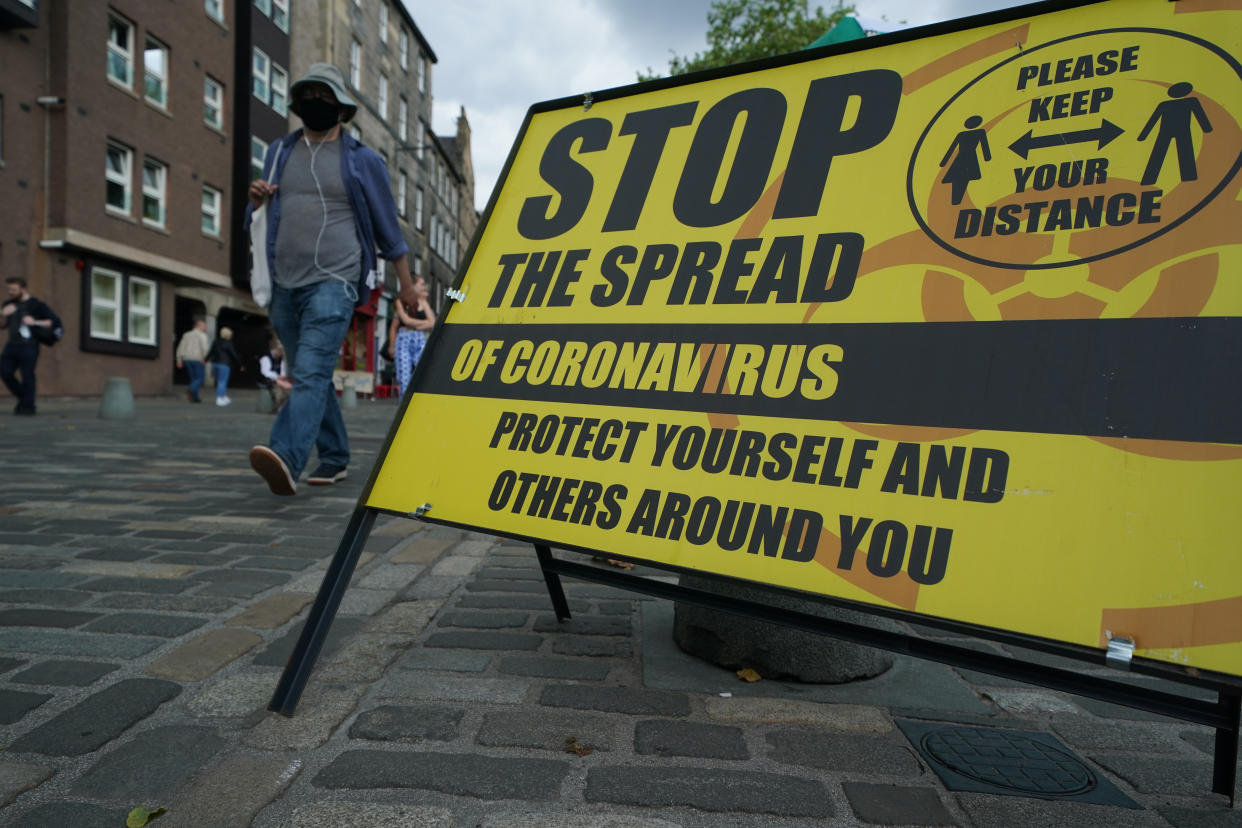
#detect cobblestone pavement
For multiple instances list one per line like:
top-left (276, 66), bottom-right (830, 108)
top-left (0, 393), bottom-right (1238, 826)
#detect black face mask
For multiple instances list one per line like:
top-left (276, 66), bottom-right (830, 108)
top-left (299, 98), bottom-right (341, 131)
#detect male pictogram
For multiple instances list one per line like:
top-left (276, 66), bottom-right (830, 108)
top-left (939, 115), bottom-right (991, 206)
top-left (1138, 81), bottom-right (1213, 186)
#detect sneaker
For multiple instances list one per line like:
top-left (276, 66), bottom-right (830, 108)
top-left (249, 445), bottom-right (297, 495)
top-left (307, 463), bottom-right (348, 485)
top-left (216, 396), bottom-right (231, 406)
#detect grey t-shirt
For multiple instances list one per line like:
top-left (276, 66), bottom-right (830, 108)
top-left (273, 138), bottom-right (362, 289)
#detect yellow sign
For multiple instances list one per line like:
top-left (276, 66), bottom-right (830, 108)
top-left (369, 0), bottom-right (1242, 679)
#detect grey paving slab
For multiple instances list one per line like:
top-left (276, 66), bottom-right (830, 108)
top-left (766, 729), bottom-right (924, 776)
top-left (0, 656), bottom-right (25, 673)
top-left (71, 576), bottom-right (190, 594)
top-left (395, 649), bottom-right (491, 672)
top-left (843, 781), bottom-right (957, 825)
top-left (70, 725), bottom-right (226, 800)
top-left (424, 631), bottom-right (543, 651)
top-left (476, 710), bottom-right (615, 752)
top-left (314, 750), bottom-right (571, 800)
top-left (534, 614), bottom-right (632, 636)
top-left (0, 689), bottom-right (53, 724)
top-left (0, 608), bottom-right (100, 628)
top-left (540, 684), bottom-right (691, 717)
top-left (550, 636), bottom-right (633, 657)
top-left (438, 610), bottom-right (530, 629)
top-left (7, 678), bottom-right (180, 756)
top-left (89, 593), bottom-right (237, 612)
top-left (80, 612), bottom-right (207, 637)
top-left (348, 704), bottom-right (465, 743)
top-left (584, 765), bottom-right (834, 817)
top-left (635, 719), bottom-right (749, 759)
top-left (282, 801), bottom-right (455, 827)
top-left (158, 753), bottom-right (304, 828)
top-left (0, 760), bottom-right (54, 807)
top-left (253, 617), bottom-right (365, 666)
top-left (6, 801), bottom-right (132, 828)
top-left (0, 630), bottom-right (161, 658)
top-left (498, 655), bottom-right (611, 681)
top-left (374, 672), bottom-right (530, 704)
top-left (0, 588), bottom-right (91, 607)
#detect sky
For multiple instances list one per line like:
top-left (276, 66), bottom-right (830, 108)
top-left (406, 0), bottom-right (1034, 211)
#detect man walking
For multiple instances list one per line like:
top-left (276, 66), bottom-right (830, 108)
top-left (245, 63), bottom-right (417, 495)
top-left (1, 276), bottom-right (56, 416)
top-left (175, 317), bottom-right (210, 403)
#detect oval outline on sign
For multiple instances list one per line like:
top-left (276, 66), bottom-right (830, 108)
top-left (906, 27), bottom-right (1242, 271)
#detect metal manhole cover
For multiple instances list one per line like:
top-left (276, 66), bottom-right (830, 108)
top-left (921, 726), bottom-right (1095, 795)
top-left (896, 720), bottom-right (1140, 808)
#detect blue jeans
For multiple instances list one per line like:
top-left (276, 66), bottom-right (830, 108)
top-left (212, 363), bottom-right (231, 399)
top-left (185, 360), bottom-right (205, 400)
top-left (266, 280), bottom-right (353, 479)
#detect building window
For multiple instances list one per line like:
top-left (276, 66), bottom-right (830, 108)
top-left (414, 186), bottom-right (423, 231)
top-left (144, 36), bottom-right (169, 108)
top-left (205, 0), bottom-right (225, 23)
top-left (127, 277), bottom-right (157, 345)
top-left (204, 76), bottom-right (224, 129)
top-left (271, 64), bottom-right (288, 115)
top-left (415, 120), bottom-right (424, 161)
top-left (378, 73), bottom-right (388, 121)
top-left (252, 48), bottom-right (270, 104)
top-left (254, 0), bottom-right (271, 15)
top-left (106, 141), bottom-right (132, 215)
top-left (272, 0), bottom-right (288, 31)
top-left (417, 53), bottom-right (426, 93)
top-left (379, 3), bottom-right (388, 43)
top-left (349, 39), bottom-right (362, 89)
top-left (399, 30), bottom-right (409, 70)
top-left (142, 158), bottom-right (167, 228)
top-left (397, 171), bottom-right (407, 218)
top-left (250, 136), bottom-right (268, 180)
top-left (398, 97), bottom-right (407, 142)
top-left (107, 13), bottom-right (134, 88)
top-left (90, 268), bottom-right (123, 340)
top-left (202, 185), bottom-right (222, 235)
top-left (86, 266), bottom-right (160, 354)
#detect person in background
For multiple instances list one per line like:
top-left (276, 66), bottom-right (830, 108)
top-left (244, 62), bottom-right (417, 495)
top-left (206, 326), bottom-right (239, 407)
top-left (392, 275), bottom-right (436, 399)
top-left (1, 276), bottom-right (56, 416)
top-left (259, 342), bottom-right (292, 412)
top-left (175, 317), bottom-right (210, 403)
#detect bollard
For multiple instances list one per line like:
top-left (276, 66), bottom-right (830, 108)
top-left (98, 377), bottom-right (136, 420)
top-left (256, 387), bottom-right (274, 414)
top-left (341, 381), bottom-right (358, 409)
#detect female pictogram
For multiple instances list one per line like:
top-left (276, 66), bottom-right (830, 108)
top-left (939, 115), bottom-right (991, 206)
top-left (1138, 81), bottom-right (1213, 186)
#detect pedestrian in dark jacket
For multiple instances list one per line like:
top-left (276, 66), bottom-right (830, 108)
top-left (206, 326), bottom-right (240, 407)
top-left (1, 276), bottom-right (57, 416)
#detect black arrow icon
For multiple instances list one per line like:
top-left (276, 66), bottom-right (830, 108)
top-left (1008, 119), bottom-right (1125, 160)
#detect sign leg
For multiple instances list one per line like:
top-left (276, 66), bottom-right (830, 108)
top-left (535, 544), bottom-right (572, 621)
top-left (1213, 690), bottom-right (1241, 805)
top-left (268, 506), bottom-right (378, 716)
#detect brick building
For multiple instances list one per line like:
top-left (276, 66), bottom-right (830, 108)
top-left (1, 0), bottom-right (245, 396)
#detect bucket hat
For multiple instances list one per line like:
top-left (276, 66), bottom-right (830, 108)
top-left (289, 62), bottom-right (358, 123)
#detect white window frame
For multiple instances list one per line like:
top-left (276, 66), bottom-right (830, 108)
top-left (349, 39), bottom-right (362, 89)
top-left (252, 48), bottom-right (271, 104)
top-left (202, 185), bottom-right (222, 236)
top-left (255, 0), bottom-right (271, 15)
top-left (417, 53), bottom-right (426, 93)
top-left (205, 0), bottom-right (225, 24)
top-left (90, 267), bottom-right (123, 341)
top-left (142, 157), bottom-right (167, 228)
top-left (107, 12), bottom-right (134, 88)
top-left (144, 35), bottom-right (170, 108)
top-left (397, 171), bottom-right (407, 218)
top-left (271, 63), bottom-right (288, 115)
top-left (378, 73), bottom-right (388, 121)
top-left (250, 136), bottom-right (268, 180)
top-left (414, 186), bottom-right (424, 231)
top-left (203, 75), bottom-right (224, 129)
top-left (399, 30), bottom-right (409, 70)
top-left (398, 97), bottom-right (407, 142)
top-left (272, 0), bottom-right (289, 31)
top-left (106, 141), bottom-right (132, 215)
top-left (416, 120), bottom-right (425, 161)
top-left (379, 3), bottom-right (388, 43)
top-left (127, 276), bottom-right (158, 345)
